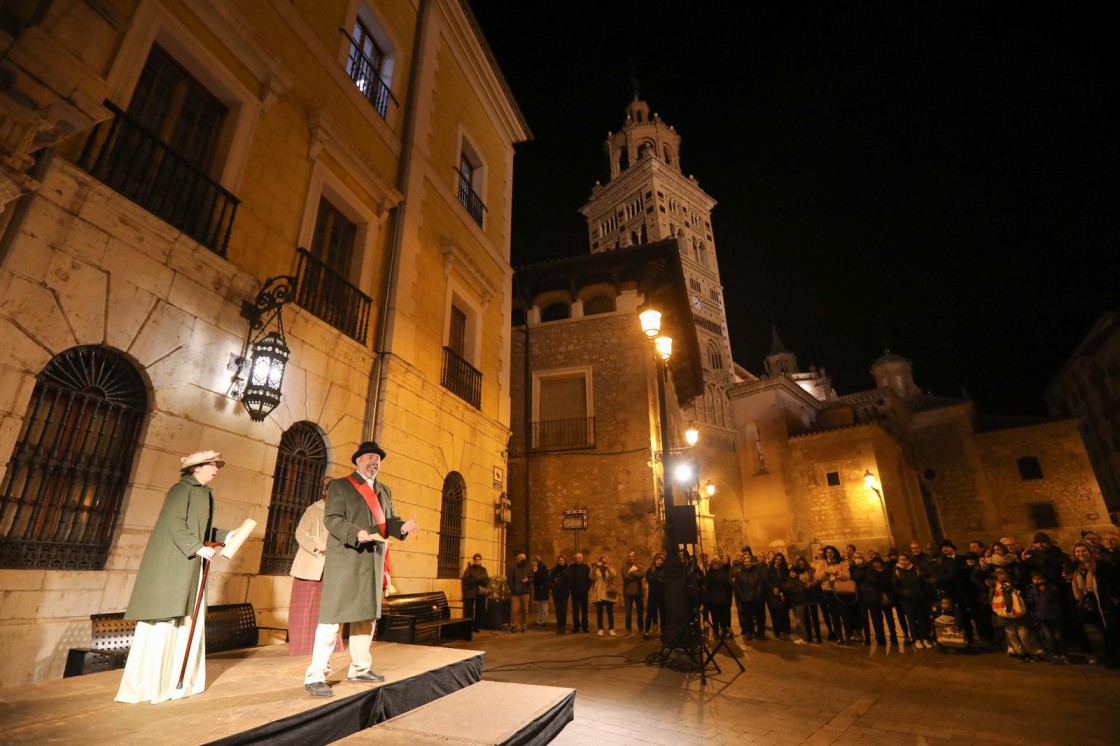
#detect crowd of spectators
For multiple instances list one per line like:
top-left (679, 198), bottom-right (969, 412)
top-left (471, 531), bottom-right (1120, 668)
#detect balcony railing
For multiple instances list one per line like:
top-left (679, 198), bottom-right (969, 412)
top-left (441, 346), bottom-right (482, 409)
top-left (532, 417), bottom-right (597, 451)
top-left (294, 247), bottom-right (373, 344)
top-left (455, 167), bottom-right (486, 227)
top-left (342, 30), bottom-right (398, 119)
top-left (76, 100), bottom-right (239, 257)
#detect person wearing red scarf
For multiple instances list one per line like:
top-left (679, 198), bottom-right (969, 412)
top-left (303, 441), bottom-right (417, 697)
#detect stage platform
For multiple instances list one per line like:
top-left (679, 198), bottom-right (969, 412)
top-left (0, 643), bottom-right (486, 745)
top-left (341, 680), bottom-right (575, 746)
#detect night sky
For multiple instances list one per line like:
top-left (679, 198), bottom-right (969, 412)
top-left (470, 3), bottom-right (1118, 415)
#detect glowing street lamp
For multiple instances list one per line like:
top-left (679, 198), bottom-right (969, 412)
top-left (684, 424), bottom-right (699, 447)
top-left (705, 480), bottom-right (716, 497)
top-left (863, 469), bottom-right (893, 548)
top-left (654, 335), bottom-right (673, 361)
top-left (639, 308), bottom-right (662, 337)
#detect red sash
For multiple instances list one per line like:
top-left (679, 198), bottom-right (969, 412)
top-left (347, 474), bottom-right (386, 534)
top-left (347, 474), bottom-right (391, 589)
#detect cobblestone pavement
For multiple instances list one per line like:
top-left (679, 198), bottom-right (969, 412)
top-left (447, 625), bottom-right (1116, 745)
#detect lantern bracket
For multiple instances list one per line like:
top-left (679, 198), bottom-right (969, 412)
top-left (228, 275), bottom-right (298, 416)
top-left (241, 274), bottom-right (297, 332)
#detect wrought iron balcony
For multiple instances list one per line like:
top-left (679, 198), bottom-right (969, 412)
top-left (455, 167), bottom-right (486, 227)
top-left (531, 417), bottom-right (597, 451)
top-left (294, 248), bottom-right (373, 344)
top-left (342, 30), bottom-right (398, 119)
top-left (441, 346), bottom-right (482, 409)
top-left (76, 100), bottom-right (239, 257)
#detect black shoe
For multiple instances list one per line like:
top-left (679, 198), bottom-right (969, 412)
top-left (305, 682), bottom-right (334, 698)
top-left (348, 670), bottom-right (386, 683)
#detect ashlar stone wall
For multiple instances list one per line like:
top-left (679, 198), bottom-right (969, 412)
top-left (0, 160), bottom-right (374, 685)
top-left (509, 312), bottom-right (666, 566)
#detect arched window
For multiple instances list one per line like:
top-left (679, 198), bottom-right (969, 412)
top-left (540, 302), bottom-right (570, 322)
top-left (437, 472), bottom-right (465, 578)
top-left (583, 295), bottom-right (615, 315)
top-left (260, 422), bottom-right (329, 575)
top-left (706, 342), bottom-right (723, 370)
top-left (0, 346), bottom-right (146, 570)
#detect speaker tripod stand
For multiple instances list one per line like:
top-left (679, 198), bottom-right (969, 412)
top-left (653, 606), bottom-right (744, 684)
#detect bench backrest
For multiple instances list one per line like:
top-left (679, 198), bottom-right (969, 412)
top-left (382, 592), bottom-right (451, 623)
top-left (89, 603), bottom-right (258, 653)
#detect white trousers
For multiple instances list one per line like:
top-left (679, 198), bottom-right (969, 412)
top-left (304, 619), bottom-right (376, 684)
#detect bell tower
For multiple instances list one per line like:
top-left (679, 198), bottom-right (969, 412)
top-left (579, 97), bottom-right (737, 429)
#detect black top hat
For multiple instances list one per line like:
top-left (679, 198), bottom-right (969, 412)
top-left (351, 441), bottom-right (387, 464)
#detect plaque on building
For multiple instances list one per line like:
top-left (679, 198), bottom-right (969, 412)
top-left (562, 509), bottom-right (588, 530)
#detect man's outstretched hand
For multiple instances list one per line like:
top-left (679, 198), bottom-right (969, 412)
top-left (402, 514), bottom-right (419, 536)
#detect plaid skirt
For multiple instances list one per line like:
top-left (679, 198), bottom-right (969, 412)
top-left (289, 578), bottom-right (341, 656)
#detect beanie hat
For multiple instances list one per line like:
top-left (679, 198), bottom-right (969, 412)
top-left (1033, 531), bottom-right (1052, 544)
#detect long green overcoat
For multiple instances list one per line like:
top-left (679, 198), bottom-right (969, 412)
top-left (319, 472), bottom-right (406, 623)
top-left (125, 475), bottom-right (228, 620)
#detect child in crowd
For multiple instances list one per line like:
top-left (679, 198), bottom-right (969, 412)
top-left (932, 596), bottom-right (970, 653)
top-left (990, 567), bottom-right (1043, 662)
top-left (1025, 571), bottom-right (1069, 663)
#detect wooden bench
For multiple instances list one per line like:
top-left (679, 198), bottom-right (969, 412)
top-left (376, 591), bottom-right (474, 645)
top-left (63, 603), bottom-right (278, 677)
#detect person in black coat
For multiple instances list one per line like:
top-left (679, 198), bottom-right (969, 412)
top-left (643, 553), bottom-right (666, 640)
top-left (763, 553), bottom-right (793, 641)
top-left (549, 554), bottom-right (571, 634)
top-left (734, 553), bottom-right (767, 640)
top-left (852, 556), bottom-right (898, 647)
top-left (568, 552), bottom-right (593, 633)
top-left (703, 557), bottom-right (733, 639)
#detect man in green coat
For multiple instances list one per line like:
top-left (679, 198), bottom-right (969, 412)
top-left (303, 441), bottom-right (417, 697)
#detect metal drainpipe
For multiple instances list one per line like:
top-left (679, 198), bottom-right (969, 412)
top-left (364, 0), bottom-right (432, 441)
top-left (0, 147), bottom-right (56, 272)
top-left (516, 274), bottom-right (532, 564)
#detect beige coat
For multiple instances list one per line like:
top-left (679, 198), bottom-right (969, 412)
top-left (289, 500), bottom-right (328, 581)
top-left (589, 565), bottom-right (618, 604)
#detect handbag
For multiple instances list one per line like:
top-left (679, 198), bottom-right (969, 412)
top-left (831, 579), bottom-right (857, 594)
top-left (606, 588), bottom-right (618, 600)
top-left (1077, 592), bottom-right (1101, 622)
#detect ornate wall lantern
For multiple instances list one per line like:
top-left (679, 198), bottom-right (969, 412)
top-left (230, 274), bottom-right (296, 422)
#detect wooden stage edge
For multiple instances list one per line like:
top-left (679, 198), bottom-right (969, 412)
top-left (0, 643), bottom-right (485, 746)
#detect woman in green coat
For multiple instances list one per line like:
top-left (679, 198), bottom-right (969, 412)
top-left (115, 450), bottom-right (229, 704)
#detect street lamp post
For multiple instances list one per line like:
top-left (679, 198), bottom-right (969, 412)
top-left (640, 307), bottom-right (692, 645)
top-left (863, 469), bottom-right (894, 549)
top-left (642, 309), bottom-right (678, 558)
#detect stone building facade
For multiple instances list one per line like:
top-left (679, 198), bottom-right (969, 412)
top-left (507, 241), bottom-right (702, 565)
top-left (729, 343), bottom-right (1112, 558)
top-left (0, 0), bottom-right (527, 685)
top-left (1045, 310), bottom-right (1120, 513)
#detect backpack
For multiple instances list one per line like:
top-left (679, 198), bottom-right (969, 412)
top-left (991, 584), bottom-right (1027, 619)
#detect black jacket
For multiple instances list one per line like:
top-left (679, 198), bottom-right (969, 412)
top-left (569, 561), bottom-right (592, 595)
top-left (734, 565), bottom-right (766, 602)
top-left (549, 564), bottom-right (571, 597)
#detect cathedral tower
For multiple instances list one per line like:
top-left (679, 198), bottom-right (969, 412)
top-left (579, 97), bottom-right (736, 431)
top-left (579, 96), bottom-right (741, 553)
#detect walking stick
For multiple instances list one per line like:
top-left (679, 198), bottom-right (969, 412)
top-left (177, 541), bottom-right (223, 690)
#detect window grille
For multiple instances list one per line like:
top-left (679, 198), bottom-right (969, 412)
top-left (436, 472), bottom-right (465, 578)
top-left (0, 346), bottom-right (147, 570)
top-left (259, 422), bottom-right (329, 575)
